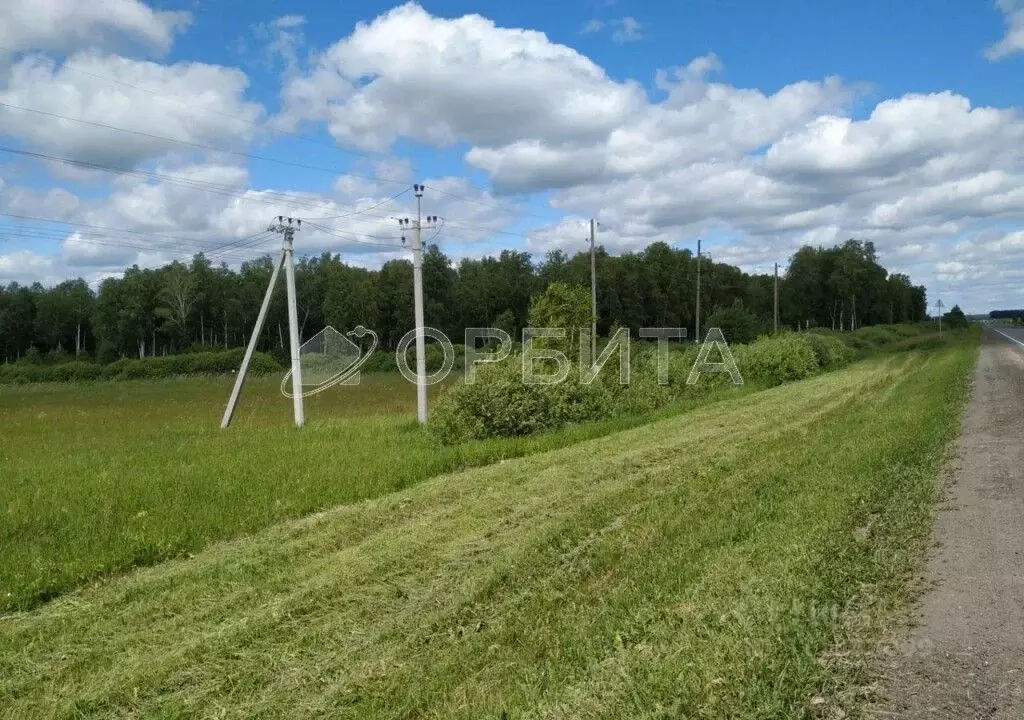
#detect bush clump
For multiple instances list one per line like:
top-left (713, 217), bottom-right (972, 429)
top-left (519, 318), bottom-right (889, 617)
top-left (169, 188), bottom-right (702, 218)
top-left (851, 326), bottom-right (899, 346)
top-left (805, 333), bottom-right (855, 370)
top-left (100, 349), bottom-right (281, 380)
top-left (429, 320), bottom-right (929, 444)
top-left (429, 356), bottom-right (612, 443)
top-left (0, 349), bottom-right (281, 385)
top-left (732, 335), bottom-right (819, 387)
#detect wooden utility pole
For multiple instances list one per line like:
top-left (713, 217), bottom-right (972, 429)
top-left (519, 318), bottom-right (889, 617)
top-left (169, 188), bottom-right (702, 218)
top-left (695, 238), bottom-right (702, 343)
top-left (773, 262), bottom-right (779, 334)
top-left (589, 219), bottom-right (598, 360)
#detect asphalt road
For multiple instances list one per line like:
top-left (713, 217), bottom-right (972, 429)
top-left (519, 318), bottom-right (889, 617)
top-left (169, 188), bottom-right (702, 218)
top-left (988, 323), bottom-right (1024, 348)
top-left (873, 327), bottom-right (1024, 719)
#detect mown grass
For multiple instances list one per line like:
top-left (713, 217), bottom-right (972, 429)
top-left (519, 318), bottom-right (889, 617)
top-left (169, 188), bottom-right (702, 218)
top-left (0, 334), bottom-right (977, 718)
top-left (0, 371), bottom-right (758, 613)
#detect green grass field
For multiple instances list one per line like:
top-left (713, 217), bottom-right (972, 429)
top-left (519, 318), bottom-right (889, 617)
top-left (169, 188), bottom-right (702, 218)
top-left (0, 337), bottom-right (977, 718)
top-left (0, 371), bottom-right (757, 613)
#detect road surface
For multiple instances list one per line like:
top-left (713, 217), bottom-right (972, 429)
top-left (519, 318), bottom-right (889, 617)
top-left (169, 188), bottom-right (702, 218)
top-left (874, 326), bottom-right (1024, 719)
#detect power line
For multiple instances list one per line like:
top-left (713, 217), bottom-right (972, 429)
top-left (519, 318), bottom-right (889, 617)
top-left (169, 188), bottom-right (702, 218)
top-left (423, 184), bottom-right (556, 223)
top-left (304, 187), bottom-right (412, 221)
top-left (3, 145), bottom-right (549, 249)
top-left (0, 227), bottom-right (262, 264)
top-left (0, 212), bottom-right (403, 263)
top-left (0, 43), bottom-right (406, 174)
top-left (0, 101), bottom-right (411, 188)
top-left (0, 46), bottom-right (553, 223)
top-left (303, 221), bottom-right (405, 249)
top-left (0, 93), bottom-right (559, 226)
top-left (0, 219), bottom-right (270, 261)
top-left (0, 145), bottom-right (406, 221)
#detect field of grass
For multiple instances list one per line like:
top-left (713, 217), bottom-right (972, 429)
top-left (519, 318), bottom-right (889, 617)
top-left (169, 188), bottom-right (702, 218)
top-left (0, 336), bottom-right (977, 718)
top-left (0, 371), bottom-right (759, 612)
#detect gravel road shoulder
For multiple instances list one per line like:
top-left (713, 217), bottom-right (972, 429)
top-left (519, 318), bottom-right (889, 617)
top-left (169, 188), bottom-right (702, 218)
top-left (872, 328), bottom-right (1024, 719)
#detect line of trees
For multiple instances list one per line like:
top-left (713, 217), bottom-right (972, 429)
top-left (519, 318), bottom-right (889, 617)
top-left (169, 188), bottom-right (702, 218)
top-left (0, 238), bottom-right (927, 364)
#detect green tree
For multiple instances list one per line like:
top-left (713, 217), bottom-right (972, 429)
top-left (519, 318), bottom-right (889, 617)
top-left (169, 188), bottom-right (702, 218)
top-left (527, 282), bottom-right (591, 359)
top-left (943, 304), bottom-right (969, 329)
top-left (707, 299), bottom-right (760, 345)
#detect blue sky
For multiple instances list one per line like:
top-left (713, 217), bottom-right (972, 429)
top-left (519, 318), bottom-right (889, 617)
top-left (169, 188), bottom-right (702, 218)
top-left (0, 0), bottom-right (1022, 311)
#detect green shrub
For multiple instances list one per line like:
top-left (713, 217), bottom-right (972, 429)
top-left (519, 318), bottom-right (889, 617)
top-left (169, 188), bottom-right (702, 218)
top-left (48, 362), bottom-right (104, 382)
top-left (831, 333), bottom-right (876, 352)
top-left (22, 347), bottom-right (43, 365)
top-left (732, 335), bottom-right (819, 387)
top-left (429, 355), bottom-right (612, 444)
top-left (365, 343), bottom-right (467, 374)
top-left (606, 345), bottom-right (698, 413)
top-left (804, 334), bottom-right (854, 370)
top-left (0, 361), bottom-right (102, 384)
top-left (99, 349), bottom-right (280, 380)
top-left (852, 326), bottom-right (898, 346)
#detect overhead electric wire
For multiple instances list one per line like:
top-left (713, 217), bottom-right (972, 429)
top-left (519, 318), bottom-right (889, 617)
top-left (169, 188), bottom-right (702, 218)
top-left (0, 228), bottom-right (257, 263)
top-left (0, 145), bottom-right (354, 218)
top-left (0, 220), bottom-right (271, 262)
top-left (0, 147), bottom-right (424, 236)
top-left (423, 184), bottom-right (556, 223)
top-left (0, 50), bottom-right (583, 233)
top-left (0, 43), bottom-right (401, 174)
top-left (305, 187), bottom-right (411, 221)
top-left (0, 47), bottom-right (546, 221)
top-left (303, 221), bottom-right (405, 249)
top-left (0, 101), bottom-right (411, 188)
top-left (0, 212), bottom-right (405, 266)
top-left (0, 106), bottom-right (575, 259)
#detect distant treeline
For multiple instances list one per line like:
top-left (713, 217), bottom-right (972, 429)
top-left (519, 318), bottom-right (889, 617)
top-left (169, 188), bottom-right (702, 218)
top-left (0, 238), bottom-right (927, 364)
top-left (989, 310), bottom-right (1024, 319)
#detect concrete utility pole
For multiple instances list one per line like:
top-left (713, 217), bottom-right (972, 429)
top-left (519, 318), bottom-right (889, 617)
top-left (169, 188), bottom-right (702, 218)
top-left (589, 219), bottom-right (598, 360)
top-left (936, 299), bottom-right (944, 338)
top-left (773, 262), bottom-right (779, 334)
top-left (222, 216), bottom-right (303, 429)
top-left (695, 238), bottom-right (702, 343)
top-left (398, 185), bottom-right (439, 425)
top-left (279, 217), bottom-right (305, 428)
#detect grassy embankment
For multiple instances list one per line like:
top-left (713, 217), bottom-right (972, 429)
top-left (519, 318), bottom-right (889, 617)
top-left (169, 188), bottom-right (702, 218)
top-left (0, 372), bottom-right (754, 612)
top-left (0, 332), bottom-right (977, 718)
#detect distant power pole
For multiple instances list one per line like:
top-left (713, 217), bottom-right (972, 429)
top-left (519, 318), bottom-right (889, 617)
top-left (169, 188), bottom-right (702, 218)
top-left (936, 299), bottom-right (944, 338)
top-left (589, 219), bottom-right (598, 360)
top-left (773, 262), bottom-right (779, 334)
top-left (398, 184), bottom-right (439, 425)
top-left (222, 216), bottom-right (304, 429)
top-left (695, 238), bottom-right (702, 343)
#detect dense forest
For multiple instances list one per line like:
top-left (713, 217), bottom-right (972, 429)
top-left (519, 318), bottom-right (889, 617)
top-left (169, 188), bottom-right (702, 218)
top-left (0, 238), bottom-right (927, 363)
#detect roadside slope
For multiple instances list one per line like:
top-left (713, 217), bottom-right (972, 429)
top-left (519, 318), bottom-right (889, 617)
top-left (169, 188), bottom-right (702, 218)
top-left (873, 328), bottom-right (1024, 719)
top-left (1, 345), bottom-right (975, 719)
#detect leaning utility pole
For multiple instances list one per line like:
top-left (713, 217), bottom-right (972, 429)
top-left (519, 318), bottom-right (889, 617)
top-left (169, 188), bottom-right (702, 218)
top-left (222, 216), bottom-right (304, 429)
top-left (589, 219), bottom-right (598, 360)
top-left (695, 238), bottom-right (702, 343)
top-left (773, 262), bottom-right (779, 334)
top-left (398, 185), bottom-right (439, 425)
